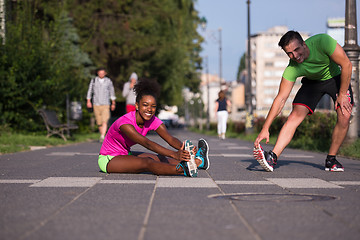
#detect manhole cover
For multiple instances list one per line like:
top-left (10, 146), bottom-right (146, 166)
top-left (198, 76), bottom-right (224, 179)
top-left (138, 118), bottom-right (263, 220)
top-left (208, 193), bottom-right (337, 202)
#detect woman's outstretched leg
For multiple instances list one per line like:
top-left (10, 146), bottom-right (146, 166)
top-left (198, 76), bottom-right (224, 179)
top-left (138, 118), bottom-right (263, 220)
top-left (106, 154), bottom-right (184, 175)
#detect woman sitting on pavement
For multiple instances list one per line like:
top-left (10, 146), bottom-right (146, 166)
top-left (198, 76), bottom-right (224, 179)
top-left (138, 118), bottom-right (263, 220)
top-left (98, 78), bottom-right (209, 177)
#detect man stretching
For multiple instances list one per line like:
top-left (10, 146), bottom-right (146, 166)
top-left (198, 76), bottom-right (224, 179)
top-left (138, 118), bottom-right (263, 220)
top-left (254, 31), bottom-right (353, 172)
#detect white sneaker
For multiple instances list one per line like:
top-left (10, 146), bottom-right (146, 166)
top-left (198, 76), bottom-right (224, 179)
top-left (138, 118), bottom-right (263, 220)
top-left (184, 140), bottom-right (198, 177)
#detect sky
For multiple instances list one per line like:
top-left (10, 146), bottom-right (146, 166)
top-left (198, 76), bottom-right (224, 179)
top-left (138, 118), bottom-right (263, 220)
top-left (195, 0), bottom-right (360, 82)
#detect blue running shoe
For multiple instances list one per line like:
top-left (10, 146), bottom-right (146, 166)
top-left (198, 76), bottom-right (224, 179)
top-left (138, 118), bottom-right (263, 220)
top-left (184, 140), bottom-right (198, 177)
top-left (176, 161), bottom-right (198, 177)
top-left (196, 138), bottom-right (210, 170)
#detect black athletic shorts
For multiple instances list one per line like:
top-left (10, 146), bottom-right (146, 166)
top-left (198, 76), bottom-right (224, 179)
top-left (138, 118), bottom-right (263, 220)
top-left (293, 75), bottom-right (354, 114)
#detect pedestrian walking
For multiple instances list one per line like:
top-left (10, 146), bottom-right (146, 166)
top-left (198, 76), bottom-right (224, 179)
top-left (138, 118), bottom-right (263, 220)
top-left (122, 72), bottom-right (137, 113)
top-left (253, 31), bottom-right (353, 172)
top-left (215, 90), bottom-right (231, 140)
top-left (98, 78), bottom-right (210, 177)
top-left (86, 68), bottom-right (116, 142)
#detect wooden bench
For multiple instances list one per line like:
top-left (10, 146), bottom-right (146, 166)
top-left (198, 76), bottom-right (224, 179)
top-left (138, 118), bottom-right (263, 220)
top-left (38, 109), bottom-right (78, 141)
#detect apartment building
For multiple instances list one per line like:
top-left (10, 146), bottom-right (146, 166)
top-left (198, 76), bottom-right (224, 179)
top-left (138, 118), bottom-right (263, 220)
top-left (249, 26), bottom-right (309, 117)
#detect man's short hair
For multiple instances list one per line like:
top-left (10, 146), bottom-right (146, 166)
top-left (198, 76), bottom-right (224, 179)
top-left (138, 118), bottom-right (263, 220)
top-left (278, 31), bottom-right (304, 49)
top-left (97, 67), bottom-right (106, 73)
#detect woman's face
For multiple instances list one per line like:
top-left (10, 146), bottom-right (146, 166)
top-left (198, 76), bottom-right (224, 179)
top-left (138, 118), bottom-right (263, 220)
top-left (136, 95), bottom-right (157, 122)
top-left (219, 91), bottom-right (225, 99)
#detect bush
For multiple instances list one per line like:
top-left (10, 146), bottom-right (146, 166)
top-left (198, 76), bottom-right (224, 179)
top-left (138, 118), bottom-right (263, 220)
top-left (290, 112), bottom-right (336, 152)
top-left (252, 111), bottom-right (337, 152)
top-left (230, 121), bottom-right (245, 133)
top-left (254, 117), bottom-right (265, 133)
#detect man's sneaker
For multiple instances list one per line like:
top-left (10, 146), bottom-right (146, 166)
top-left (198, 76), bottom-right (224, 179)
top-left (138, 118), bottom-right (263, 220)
top-left (325, 156), bottom-right (344, 172)
top-left (184, 140), bottom-right (198, 177)
top-left (176, 161), bottom-right (198, 177)
top-left (196, 138), bottom-right (210, 170)
top-left (253, 145), bottom-right (277, 172)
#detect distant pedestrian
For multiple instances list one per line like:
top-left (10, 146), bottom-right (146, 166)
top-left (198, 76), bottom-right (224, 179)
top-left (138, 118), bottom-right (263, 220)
top-left (86, 68), bottom-right (116, 142)
top-left (98, 78), bottom-right (210, 177)
top-left (253, 31), bottom-right (353, 172)
top-left (215, 90), bottom-right (231, 139)
top-left (122, 72), bottom-right (138, 113)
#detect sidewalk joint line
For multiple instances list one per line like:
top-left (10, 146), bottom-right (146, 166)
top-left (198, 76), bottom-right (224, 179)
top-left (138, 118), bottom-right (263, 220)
top-left (19, 182), bottom-right (99, 240)
top-left (138, 176), bottom-right (158, 240)
top-left (206, 171), bottom-right (263, 240)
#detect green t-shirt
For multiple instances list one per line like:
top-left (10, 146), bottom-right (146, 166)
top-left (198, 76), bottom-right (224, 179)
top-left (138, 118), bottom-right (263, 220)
top-left (282, 34), bottom-right (341, 82)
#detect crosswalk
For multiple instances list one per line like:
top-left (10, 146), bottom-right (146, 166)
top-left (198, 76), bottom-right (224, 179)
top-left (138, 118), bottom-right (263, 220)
top-left (45, 151), bottom-right (315, 159)
top-left (5, 147), bottom-right (356, 190)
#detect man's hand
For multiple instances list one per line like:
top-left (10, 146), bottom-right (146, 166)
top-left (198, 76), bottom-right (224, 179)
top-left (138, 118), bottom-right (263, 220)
top-left (335, 92), bottom-right (352, 115)
top-left (87, 100), bottom-right (92, 109)
top-left (111, 102), bottom-right (116, 111)
top-left (254, 129), bottom-right (270, 149)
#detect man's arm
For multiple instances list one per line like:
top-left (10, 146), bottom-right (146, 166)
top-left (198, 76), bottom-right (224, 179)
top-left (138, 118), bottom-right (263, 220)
top-left (254, 77), bottom-right (295, 148)
top-left (330, 43), bottom-right (353, 114)
top-left (109, 81), bottom-right (116, 111)
top-left (86, 79), bottom-right (94, 108)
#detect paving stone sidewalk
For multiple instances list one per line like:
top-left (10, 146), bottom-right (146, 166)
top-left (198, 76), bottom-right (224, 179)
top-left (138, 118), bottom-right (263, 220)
top-left (1, 129), bottom-right (360, 240)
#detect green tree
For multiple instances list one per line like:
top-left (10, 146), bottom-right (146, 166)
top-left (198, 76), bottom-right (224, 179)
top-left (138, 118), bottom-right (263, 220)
top-left (0, 1), bottom-right (92, 131)
top-left (236, 53), bottom-right (246, 81)
top-left (67, 0), bottom-right (203, 106)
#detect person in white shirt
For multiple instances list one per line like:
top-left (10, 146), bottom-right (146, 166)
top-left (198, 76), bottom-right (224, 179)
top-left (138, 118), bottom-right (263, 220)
top-left (122, 72), bottom-right (138, 113)
top-left (87, 68), bottom-right (116, 142)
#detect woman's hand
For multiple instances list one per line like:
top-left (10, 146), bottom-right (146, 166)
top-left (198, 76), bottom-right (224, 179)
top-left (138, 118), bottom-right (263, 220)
top-left (182, 141), bottom-right (191, 161)
top-left (177, 149), bottom-right (191, 161)
top-left (177, 141), bottom-right (198, 161)
top-left (192, 146), bottom-right (198, 156)
top-left (174, 141), bottom-right (191, 161)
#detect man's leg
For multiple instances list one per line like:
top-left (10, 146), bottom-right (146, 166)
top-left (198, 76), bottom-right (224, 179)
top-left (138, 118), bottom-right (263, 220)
top-left (328, 107), bottom-right (351, 155)
top-left (99, 122), bottom-right (108, 137)
top-left (272, 105), bottom-right (309, 157)
top-left (100, 105), bottom-right (111, 139)
top-left (254, 105), bottom-right (309, 172)
top-left (93, 105), bottom-right (103, 137)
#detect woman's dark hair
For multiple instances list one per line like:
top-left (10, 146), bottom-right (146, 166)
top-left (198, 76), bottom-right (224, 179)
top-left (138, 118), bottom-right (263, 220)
top-left (278, 31), bottom-right (304, 49)
top-left (134, 78), bottom-right (161, 103)
top-left (218, 90), bottom-right (225, 100)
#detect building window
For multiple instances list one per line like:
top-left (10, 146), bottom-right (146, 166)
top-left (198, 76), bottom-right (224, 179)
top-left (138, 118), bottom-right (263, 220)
top-left (263, 52), bottom-right (275, 58)
top-left (263, 79), bottom-right (279, 86)
top-left (274, 61), bottom-right (288, 68)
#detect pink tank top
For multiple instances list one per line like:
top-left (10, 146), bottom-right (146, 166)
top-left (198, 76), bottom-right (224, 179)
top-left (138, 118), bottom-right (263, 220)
top-left (99, 111), bottom-right (163, 156)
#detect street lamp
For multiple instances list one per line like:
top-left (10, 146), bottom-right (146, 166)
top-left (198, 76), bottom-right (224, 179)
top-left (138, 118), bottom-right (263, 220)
top-left (218, 27), bottom-right (222, 87)
top-left (344, 0), bottom-right (360, 139)
top-left (245, 0), bottom-right (254, 134)
top-left (204, 56), bottom-right (210, 130)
